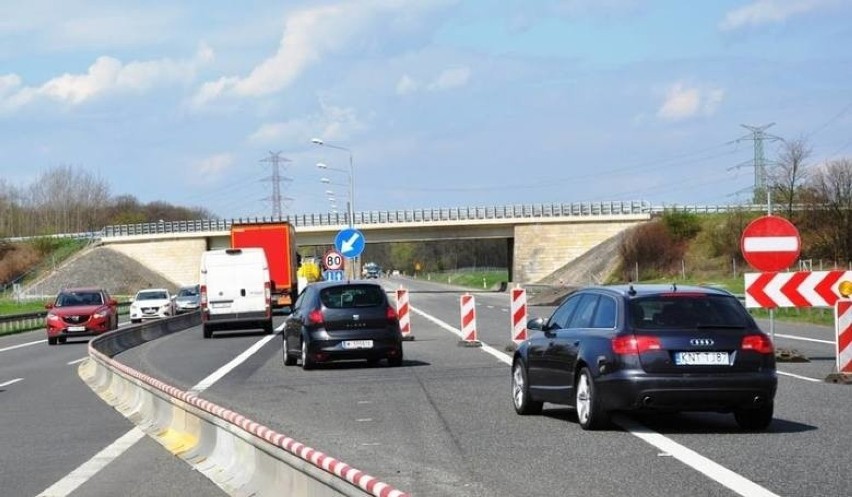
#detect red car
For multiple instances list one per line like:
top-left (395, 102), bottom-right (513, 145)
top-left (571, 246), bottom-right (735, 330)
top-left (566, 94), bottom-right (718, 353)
top-left (45, 287), bottom-right (119, 345)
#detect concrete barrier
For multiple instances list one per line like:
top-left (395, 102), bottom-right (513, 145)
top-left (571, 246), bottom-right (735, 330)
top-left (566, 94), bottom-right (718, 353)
top-left (79, 312), bottom-right (408, 497)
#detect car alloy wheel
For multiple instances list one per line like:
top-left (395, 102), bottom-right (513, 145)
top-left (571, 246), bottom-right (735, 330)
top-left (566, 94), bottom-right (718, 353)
top-left (512, 360), bottom-right (542, 415)
top-left (300, 339), bottom-right (314, 370)
top-left (575, 367), bottom-right (608, 430)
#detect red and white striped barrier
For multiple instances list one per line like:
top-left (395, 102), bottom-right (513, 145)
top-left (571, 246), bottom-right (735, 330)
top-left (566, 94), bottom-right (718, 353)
top-left (836, 300), bottom-right (852, 374)
top-left (396, 287), bottom-right (413, 340)
top-left (510, 287), bottom-right (527, 345)
top-left (459, 293), bottom-right (480, 345)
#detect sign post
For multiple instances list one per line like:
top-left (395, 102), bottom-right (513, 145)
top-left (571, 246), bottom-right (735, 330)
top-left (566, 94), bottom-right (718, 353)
top-left (334, 228), bottom-right (365, 279)
top-left (741, 215), bottom-right (801, 342)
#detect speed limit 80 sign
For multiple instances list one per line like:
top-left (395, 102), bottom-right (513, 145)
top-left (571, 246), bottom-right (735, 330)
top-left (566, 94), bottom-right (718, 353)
top-left (323, 249), bottom-right (345, 271)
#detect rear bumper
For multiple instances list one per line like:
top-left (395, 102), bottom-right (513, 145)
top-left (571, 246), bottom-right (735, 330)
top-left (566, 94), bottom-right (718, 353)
top-left (307, 338), bottom-right (402, 362)
top-left (597, 371), bottom-right (777, 412)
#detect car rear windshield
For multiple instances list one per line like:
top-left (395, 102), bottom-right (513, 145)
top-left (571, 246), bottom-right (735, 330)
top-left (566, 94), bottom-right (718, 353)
top-left (56, 292), bottom-right (103, 306)
top-left (178, 287), bottom-right (198, 297)
top-left (320, 285), bottom-right (385, 309)
top-left (630, 294), bottom-right (751, 330)
top-left (137, 291), bottom-right (168, 300)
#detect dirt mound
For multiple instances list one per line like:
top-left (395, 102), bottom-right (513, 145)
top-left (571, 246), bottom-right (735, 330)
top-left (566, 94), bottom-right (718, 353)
top-left (23, 245), bottom-right (177, 299)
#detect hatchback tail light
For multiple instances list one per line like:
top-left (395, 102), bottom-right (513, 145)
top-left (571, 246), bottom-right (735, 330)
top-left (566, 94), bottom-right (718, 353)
top-left (386, 305), bottom-right (398, 322)
top-left (612, 335), bottom-right (662, 355)
top-left (741, 334), bottom-right (774, 354)
top-left (307, 309), bottom-right (324, 326)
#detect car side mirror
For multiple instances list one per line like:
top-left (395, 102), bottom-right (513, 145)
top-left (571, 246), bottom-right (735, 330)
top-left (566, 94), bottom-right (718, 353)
top-left (527, 317), bottom-right (546, 331)
top-left (45, 303), bottom-right (54, 310)
top-left (108, 299), bottom-right (118, 306)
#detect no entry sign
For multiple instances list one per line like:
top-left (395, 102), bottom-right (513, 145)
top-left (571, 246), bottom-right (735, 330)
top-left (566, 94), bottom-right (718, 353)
top-left (740, 215), bottom-right (800, 272)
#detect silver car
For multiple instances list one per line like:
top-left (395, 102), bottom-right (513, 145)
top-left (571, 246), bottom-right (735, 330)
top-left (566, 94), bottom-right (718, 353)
top-left (174, 284), bottom-right (201, 314)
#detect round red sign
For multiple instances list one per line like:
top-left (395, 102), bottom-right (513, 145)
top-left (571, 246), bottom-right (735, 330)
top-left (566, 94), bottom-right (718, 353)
top-left (740, 215), bottom-right (800, 272)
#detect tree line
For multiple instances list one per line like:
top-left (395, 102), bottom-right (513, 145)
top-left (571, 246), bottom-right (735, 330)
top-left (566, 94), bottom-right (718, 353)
top-left (0, 165), bottom-right (212, 237)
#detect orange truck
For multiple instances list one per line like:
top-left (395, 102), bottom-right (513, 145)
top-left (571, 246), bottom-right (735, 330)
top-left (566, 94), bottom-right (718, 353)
top-left (230, 222), bottom-right (298, 309)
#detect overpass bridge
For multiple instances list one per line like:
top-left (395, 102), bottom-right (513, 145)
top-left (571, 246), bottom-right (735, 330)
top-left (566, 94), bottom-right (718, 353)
top-left (95, 200), bottom-right (653, 287)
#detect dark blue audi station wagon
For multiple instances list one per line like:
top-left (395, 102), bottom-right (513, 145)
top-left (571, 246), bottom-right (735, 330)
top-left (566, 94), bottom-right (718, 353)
top-left (512, 284), bottom-right (777, 430)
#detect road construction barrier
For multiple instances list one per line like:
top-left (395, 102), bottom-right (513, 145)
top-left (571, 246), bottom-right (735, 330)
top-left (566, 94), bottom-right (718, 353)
top-left (458, 293), bottom-right (481, 347)
top-left (395, 287), bottom-right (413, 340)
top-left (80, 313), bottom-right (409, 497)
top-left (836, 300), bottom-right (852, 374)
top-left (510, 287), bottom-right (527, 345)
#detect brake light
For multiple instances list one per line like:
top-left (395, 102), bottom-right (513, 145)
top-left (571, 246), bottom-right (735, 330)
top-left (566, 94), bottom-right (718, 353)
top-left (386, 305), bottom-right (398, 322)
top-left (612, 335), bottom-right (661, 354)
top-left (264, 281), bottom-right (271, 317)
top-left (307, 309), bottom-right (324, 326)
top-left (741, 334), bottom-right (774, 354)
top-left (200, 285), bottom-right (208, 309)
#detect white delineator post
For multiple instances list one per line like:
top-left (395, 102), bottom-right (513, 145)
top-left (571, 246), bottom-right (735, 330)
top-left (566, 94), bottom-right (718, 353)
top-left (459, 293), bottom-right (481, 346)
top-left (510, 286), bottom-right (528, 345)
top-left (396, 286), bottom-right (413, 340)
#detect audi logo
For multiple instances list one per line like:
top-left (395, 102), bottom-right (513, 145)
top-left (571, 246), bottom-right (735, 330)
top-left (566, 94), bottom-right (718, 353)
top-left (690, 338), bottom-right (714, 346)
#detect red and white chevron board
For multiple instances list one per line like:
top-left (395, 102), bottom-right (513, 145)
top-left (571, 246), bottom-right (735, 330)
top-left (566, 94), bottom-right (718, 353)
top-left (744, 270), bottom-right (852, 308)
top-left (836, 301), bottom-right (852, 374)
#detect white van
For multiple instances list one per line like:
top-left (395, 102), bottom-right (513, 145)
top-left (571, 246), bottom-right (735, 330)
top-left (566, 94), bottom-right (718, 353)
top-left (199, 248), bottom-right (273, 338)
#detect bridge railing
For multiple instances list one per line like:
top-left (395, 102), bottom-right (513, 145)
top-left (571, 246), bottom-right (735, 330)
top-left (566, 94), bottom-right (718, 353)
top-left (101, 200), bottom-right (657, 238)
top-left (94, 201), bottom-right (780, 238)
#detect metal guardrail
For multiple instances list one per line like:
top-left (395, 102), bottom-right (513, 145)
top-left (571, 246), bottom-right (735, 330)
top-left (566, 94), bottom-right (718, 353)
top-left (0, 302), bottom-right (131, 335)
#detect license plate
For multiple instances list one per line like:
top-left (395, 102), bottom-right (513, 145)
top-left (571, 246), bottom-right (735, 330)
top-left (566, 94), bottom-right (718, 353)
top-left (211, 302), bottom-right (229, 308)
top-left (67, 326), bottom-right (86, 332)
top-left (342, 340), bottom-right (373, 349)
top-left (675, 351), bottom-right (730, 365)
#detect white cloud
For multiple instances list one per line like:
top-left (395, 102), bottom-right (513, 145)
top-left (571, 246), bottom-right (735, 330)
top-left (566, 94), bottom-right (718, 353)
top-left (656, 82), bottom-right (725, 121)
top-left (191, 1), bottom-right (453, 107)
top-left (193, 153), bottom-right (235, 183)
top-left (396, 74), bottom-right (419, 95)
top-left (396, 66), bottom-right (471, 96)
top-left (0, 44), bottom-right (213, 110)
top-left (248, 100), bottom-right (366, 145)
top-left (719, 0), bottom-right (840, 31)
top-left (427, 67), bottom-right (471, 91)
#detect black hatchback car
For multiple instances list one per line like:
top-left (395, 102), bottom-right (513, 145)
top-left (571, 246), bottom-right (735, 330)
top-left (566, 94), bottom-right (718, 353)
top-left (512, 284), bottom-right (777, 431)
top-left (283, 280), bottom-right (404, 369)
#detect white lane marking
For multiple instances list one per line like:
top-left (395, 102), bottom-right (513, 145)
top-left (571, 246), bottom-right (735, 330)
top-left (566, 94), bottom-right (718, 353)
top-left (777, 371), bottom-right (821, 383)
top-left (68, 357), bottom-right (87, 366)
top-left (36, 428), bottom-right (146, 497)
top-left (774, 333), bottom-right (834, 345)
top-left (188, 332), bottom-right (279, 394)
top-left (36, 325), bottom-right (282, 497)
top-left (0, 339), bottom-right (46, 353)
top-left (0, 378), bottom-right (23, 388)
top-left (411, 306), bottom-right (511, 365)
top-left (410, 304), bottom-right (781, 497)
top-left (615, 415), bottom-right (781, 497)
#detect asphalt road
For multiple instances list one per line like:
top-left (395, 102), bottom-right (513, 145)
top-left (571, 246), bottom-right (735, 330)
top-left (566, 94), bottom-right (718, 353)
top-left (4, 277), bottom-right (850, 496)
top-left (0, 324), bottom-right (224, 497)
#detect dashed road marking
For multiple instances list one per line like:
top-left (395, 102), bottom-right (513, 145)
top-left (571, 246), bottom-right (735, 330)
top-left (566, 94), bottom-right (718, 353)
top-left (0, 378), bottom-right (23, 388)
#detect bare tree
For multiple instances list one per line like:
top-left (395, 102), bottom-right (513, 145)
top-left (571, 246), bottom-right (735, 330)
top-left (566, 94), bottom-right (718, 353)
top-left (800, 158), bottom-right (852, 263)
top-left (771, 137), bottom-right (811, 219)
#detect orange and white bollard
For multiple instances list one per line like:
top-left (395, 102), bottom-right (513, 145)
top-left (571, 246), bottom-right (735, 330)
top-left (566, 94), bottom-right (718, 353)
top-left (396, 286), bottom-right (413, 341)
top-left (510, 286), bottom-right (528, 345)
top-left (459, 293), bottom-right (481, 347)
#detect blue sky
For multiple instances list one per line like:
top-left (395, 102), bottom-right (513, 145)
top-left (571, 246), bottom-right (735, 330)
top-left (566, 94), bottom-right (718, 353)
top-left (2, 0), bottom-right (851, 220)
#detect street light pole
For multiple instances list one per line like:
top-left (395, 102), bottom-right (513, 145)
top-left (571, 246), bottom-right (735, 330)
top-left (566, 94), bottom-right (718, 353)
top-left (312, 139), bottom-right (354, 228)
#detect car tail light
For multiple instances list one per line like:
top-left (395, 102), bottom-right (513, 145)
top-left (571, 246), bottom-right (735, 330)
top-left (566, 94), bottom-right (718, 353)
top-left (741, 334), bottom-right (774, 354)
top-left (200, 285), bottom-right (208, 310)
top-left (264, 281), bottom-right (271, 317)
top-left (307, 309), bottom-right (324, 326)
top-left (386, 305), bottom-right (398, 322)
top-left (612, 335), bottom-right (661, 354)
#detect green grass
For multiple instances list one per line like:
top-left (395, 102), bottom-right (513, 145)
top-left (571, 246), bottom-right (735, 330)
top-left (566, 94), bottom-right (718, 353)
top-left (421, 269), bottom-right (509, 290)
top-left (0, 299), bottom-right (49, 315)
